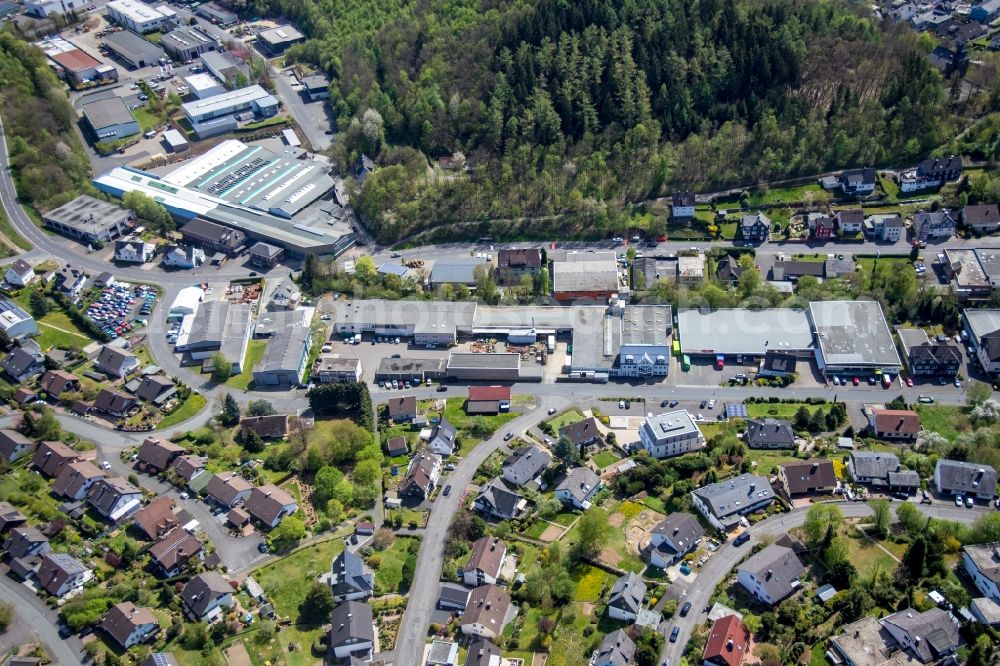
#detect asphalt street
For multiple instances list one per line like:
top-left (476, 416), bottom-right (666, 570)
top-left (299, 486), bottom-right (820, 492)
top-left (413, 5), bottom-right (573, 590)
top-left (0, 573), bottom-right (84, 665)
top-left (659, 501), bottom-right (991, 666)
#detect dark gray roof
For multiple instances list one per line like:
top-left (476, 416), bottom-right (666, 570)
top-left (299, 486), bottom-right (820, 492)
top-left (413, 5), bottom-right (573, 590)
top-left (103, 30), bottom-right (164, 63)
top-left (850, 452), bottom-right (899, 481)
top-left (331, 550), bottom-right (373, 598)
top-left (82, 96), bottom-right (135, 129)
top-left (181, 572), bottom-right (231, 618)
top-left (651, 511), bottom-right (704, 556)
top-left (737, 543), bottom-right (806, 603)
top-left (594, 629), bottom-right (636, 666)
top-left (881, 608), bottom-right (960, 662)
top-left (888, 470), bottom-right (920, 488)
top-left (464, 639), bottom-right (501, 666)
top-left (556, 466), bottom-right (601, 504)
top-left (761, 351), bottom-right (797, 374)
top-left (438, 583), bottom-right (470, 609)
top-left (962, 543), bottom-right (1000, 586)
top-left (935, 459), bottom-right (998, 494)
top-left (608, 572), bottom-right (645, 614)
top-left (502, 444), bottom-right (551, 485)
top-left (328, 600), bottom-right (374, 648)
top-left (692, 474), bottom-right (774, 520)
top-left (475, 478), bottom-right (524, 517)
top-left (558, 416), bottom-right (601, 445)
top-left (745, 418), bottom-right (795, 448)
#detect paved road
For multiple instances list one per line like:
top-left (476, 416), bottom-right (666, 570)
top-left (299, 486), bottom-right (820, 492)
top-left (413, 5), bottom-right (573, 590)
top-left (271, 67), bottom-right (332, 152)
top-left (660, 501), bottom-right (992, 665)
top-left (0, 574), bottom-right (83, 665)
top-left (393, 396), bottom-right (565, 664)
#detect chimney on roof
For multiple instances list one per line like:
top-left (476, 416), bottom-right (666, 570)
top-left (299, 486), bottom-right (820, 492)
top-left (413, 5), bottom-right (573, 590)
top-left (727, 639), bottom-right (734, 651)
top-left (766, 569), bottom-right (773, 580)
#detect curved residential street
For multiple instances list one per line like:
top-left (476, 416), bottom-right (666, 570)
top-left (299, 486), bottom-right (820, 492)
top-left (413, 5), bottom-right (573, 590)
top-left (0, 572), bottom-right (84, 665)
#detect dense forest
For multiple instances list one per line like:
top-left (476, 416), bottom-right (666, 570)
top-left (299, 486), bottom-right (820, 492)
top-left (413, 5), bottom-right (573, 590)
top-left (260, 0), bottom-right (958, 242)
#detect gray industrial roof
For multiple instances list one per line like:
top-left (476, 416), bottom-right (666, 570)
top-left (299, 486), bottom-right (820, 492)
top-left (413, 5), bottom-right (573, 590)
top-left (692, 473), bottom-right (774, 519)
top-left (103, 29), bottom-right (164, 63)
top-left (257, 323), bottom-right (310, 373)
top-left (447, 352), bottom-right (520, 369)
top-left (334, 299), bottom-right (477, 331)
top-left (552, 252), bottom-right (618, 292)
top-left (678, 308), bottom-right (812, 355)
top-left (184, 300), bottom-right (229, 348)
top-left (43, 195), bottom-right (131, 234)
top-left (965, 309), bottom-right (1000, 339)
top-left (160, 26), bottom-right (217, 54)
top-left (82, 96), bottom-right (136, 129)
top-left (896, 327), bottom-right (931, 357)
top-left (809, 301), bottom-right (900, 367)
top-left (430, 257), bottom-right (488, 285)
top-left (621, 305), bottom-right (671, 345)
top-left (568, 306), bottom-right (619, 371)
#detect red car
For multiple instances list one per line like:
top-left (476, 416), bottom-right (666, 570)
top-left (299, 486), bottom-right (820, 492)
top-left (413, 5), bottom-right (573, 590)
top-left (905, 377), bottom-right (914, 387)
top-left (853, 377), bottom-right (860, 386)
top-left (656, 235), bottom-right (667, 242)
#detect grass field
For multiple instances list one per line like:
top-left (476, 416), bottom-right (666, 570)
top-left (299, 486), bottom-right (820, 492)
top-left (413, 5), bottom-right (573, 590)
top-left (442, 398), bottom-right (519, 437)
top-left (253, 538), bottom-right (344, 618)
top-left (34, 313), bottom-right (91, 350)
top-left (0, 209), bottom-right (30, 250)
top-left (857, 257), bottom-right (912, 290)
top-left (846, 532), bottom-right (898, 576)
top-left (225, 339), bottom-right (267, 390)
top-left (545, 408), bottom-right (585, 431)
top-left (746, 448), bottom-right (800, 474)
top-left (746, 402), bottom-right (826, 420)
top-left (157, 393), bottom-right (207, 430)
top-left (914, 404), bottom-right (968, 440)
top-left (132, 106), bottom-right (166, 132)
top-left (592, 450), bottom-right (620, 469)
top-left (374, 536), bottom-right (418, 595)
top-left (573, 565), bottom-right (611, 602)
top-left (642, 495), bottom-right (667, 513)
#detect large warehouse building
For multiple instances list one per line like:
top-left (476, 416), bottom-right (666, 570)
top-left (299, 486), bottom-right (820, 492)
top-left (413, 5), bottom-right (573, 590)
top-left (808, 300), bottom-right (901, 376)
top-left (81, 96), bottom-right (139, 141)
top-left (37, 36), bottom-right (118, 88)
top-left (181, 85), bottom-right (278, 138)
top-left (106, 0), bottom-right (176, 33)
top-left (93, 139), bottom-right (355, 257)
top-left (677, 309), bottom-right (813, 360)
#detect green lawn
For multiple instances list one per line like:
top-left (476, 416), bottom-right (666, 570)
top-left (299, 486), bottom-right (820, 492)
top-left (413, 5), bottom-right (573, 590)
top-left (746, 448), bottom-right (801, 475)
top-left (523, 520), bottom-right (551, 539)
top-left (131, 106), bottom-right (166, 133)
top-left (642, 495), bottom-right (667, 513)
top-left (226, 339), bottom-right (267, 390)
top-left (857, 257), bottom-right (912, 290)
top-left (34, 314), bottom-right (91, 350)
top-left (442, 398), bottom-right (519, 438)
top-left (548, 603), bottom-right (599, 666)
top-left (0, 209), bottom-right (30, 250)
top-left (373, 536), bottom-right (419, 595)
top-left (253, 539), bottom-right (344, 617)
top-left (545, 408), bottom-right (586, 431)
top-left (878, 173), bottom-right (900, 201)
top-left (592, 450), bottom-right (620, 469)
top-left (746, 402), bottom-right (826, 420)
top-left (846, 532), bottom-right (898, 576)
top-left (914, 404), bottom-right (968, 441)
top-left (573, 565), bottom-right (611, 602)
top-left (157, 393), bottom-right (207, 430)
top-left (241, 116), bottom-right (292, 130)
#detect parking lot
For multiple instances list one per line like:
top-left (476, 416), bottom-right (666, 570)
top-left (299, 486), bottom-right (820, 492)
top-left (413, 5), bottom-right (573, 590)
top-left (86, 281), bottom-right (158, 338)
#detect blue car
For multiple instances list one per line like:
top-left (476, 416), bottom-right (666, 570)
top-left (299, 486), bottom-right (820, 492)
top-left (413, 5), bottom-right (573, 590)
top-left (733, 531), bottom-right (751, 546)
top-left (669, 626), bottom-right (680, 642)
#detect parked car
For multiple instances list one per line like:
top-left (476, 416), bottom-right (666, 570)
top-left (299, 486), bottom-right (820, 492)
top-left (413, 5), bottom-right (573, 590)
top-left (503, 432), bottom-right (514, 441)
top-left (955, 495), bottom-right (964, 507)
top-left (905, 377), bottom-right (913, 387)
top-left (679, 602), bottom-right (692, 617)
top-left (618, 400), bottom-right (625, 409)
top-left (669, 627), bottom-right (680, 642)
top-left (437, 385), bottom-right (448, 392)
top-left (669, 400), bottom-right (678, 408)
top-left (733, 531), bottom-right (751, 546)
top-left (966, 496), bottom-right (975, 508)
top-left (548, 407), bottom-right (557, 415)
top-left (443, 485), bottom-right (451, 496)
top-left (707, 399), bottom-right (716, 409)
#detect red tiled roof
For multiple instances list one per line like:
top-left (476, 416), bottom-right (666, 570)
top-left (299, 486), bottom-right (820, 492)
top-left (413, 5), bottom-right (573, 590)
top-left (51, 49), bottom-right (101, 73)
top-left (468, 386), bottom-right (511, 402)
top-left (703, 614), bottom-right (750, 666)
top-left (873, 409), bottom-right (921, 435)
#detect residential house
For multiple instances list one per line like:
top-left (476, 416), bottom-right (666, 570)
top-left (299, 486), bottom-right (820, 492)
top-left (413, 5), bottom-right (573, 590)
top-left (771, 261), bottom-right (824, 282)
top-left (758, 352), bottom-right (797, 378)
top-left (247, 242), bottom-right (283, 268)
top-left (703, 615), bottom-right (751, 666)
top-left (36, 552), bottom-right (89, 598)
top-left (136, 375), bottom-right (177, 405)
top-left (463, 537), bottom-right (507, 587)
top-left (555, 466), bottom-right (602, 509)
top-left (12, 387), bottom-right (36, 407)
top-left (592, 629), bottom-right (635, 666)
top-left (227, 507), bottom-right (250, 529)
top-left (496, 248), bottom-right (542, 285)
top-left (867, 213), bottom-right (904, 242)
top-left (328, 601), bottom-right (374, 660)
top-left (427, 419), bottom-right (459, 456)
top-left (2, 340), bottom-right (44, 383)
top-left (0, 502), bottom-right (28, 533)
top-left (648, 511), bottom-right (704, 568)
top-left (740, 212), bottom-right (770, 243)
top-left (501, 444), bottom-right (551, 487)
top-left (114, 240), bottom-right (155, 263)
top-left (880, 608), bottom-right (961, 663)
top-left (828, 616), bottom-right (899, 666)
top-left (460, 584), bottom-right (511, 640)
top-left (744, 418), bottom-right (795, 449)
top-left (269, 278), bottom-right (300, 310)
top-left (93, 387), bottom-right (137, 417)
top-left (87, 476), bottom-right (143, 524)
top-left (607, 572), bottom-right (645, 622)
top-left (913, 210), bottom-right (957, 241)
top-left (387, 396), bottom-right (418, 423)
top-left (133, 496), bottom-right (177, 540)
top-left (899, 156), bottom-right (963, 193)
top-left (4, 259), bottom-right (34, 287)
top-left (52, 460), bottom-right (107, 500)
top-left (672, 191), bottom-right (696, 219)
top-left (384, 437), bottom-right (408, 458)
top-left (474, 478), bottom-right (527, 520)
top-left (239, 414), bottom-right (290, 441)
top-left (137, 437), bottom-right (185, 473)
top-left (150, 527), bottom-right (204, 577)
top-left (4, 525), bottom-right (50, 559)
top-left (963, 543), bottom-right (1000, 602)
top-left (205, 473), bottom-right (253, 508)
top-left (848, 452), bottom-right (901, 487)
top-left (181, 572), bottom-right (233, 621)
top-left (244, 483), bottom-right (298, 529)
top-left (162, 244), bottom-right (205, 269)
top-left (54, 265), bottom-right (87, 300)
top-left (836, 209), bottom-right (864, 236)
top-left (934, 459), bottom-right (998, 502)
top-left (908, 342), bottom-right (961, 376)
top-left (716, 256), bottom-right (743, 286)
top-left (961, 204), bottom-right (1000, 234)
top-left (32, 440), bottom-right (80, 478)
top-left (330, 550), bottom-right (374, 602)
top-left (0, 429), bottom-right (33, 463)
top-left (836, 168), bottom-right (877, 196)
top-left (172, 455), bottom-right (207, 483)
top-left (809, 214), bottom-right (835, 240)
top-left (179, 218), bottom-right (246, 256)
top-left (871, 409), bottom-right (921, 441)
top-left (638, 410), bottom-right (705, 458)
top-left (466, 386), bottom-right (511, 415)
top-left (691, 474), bottom-right (775, 531)
top-left (779, 460), bottom-right (837, 497)
top-left (557, 417), bottom-right (601, 450)
top-left (100, 602), bottom-right (159, 648)
top-left (39, 370), bottom-right (80, 397)
top-left (970, 596), bottom-right (1000, 627)
top-left (0, 300), bottom-right (38, 339)
top-left (736, 543), bottom-right (806, 605)
top-left (95, 345), bottom-right (139, 378)
top-left (399, 452), bottom-right (441, 502)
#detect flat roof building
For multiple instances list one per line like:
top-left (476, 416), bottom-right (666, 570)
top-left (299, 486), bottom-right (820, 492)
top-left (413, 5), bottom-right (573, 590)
top-left (678, 308), bottom-right (813, 358)
top-left (162, 129), bottom-right (188, 152)
top-left (43, 195), bottom-right (134, 244)
top-left (181, 84), bottom-right (277, 123)
top-left (639, 410), bottom-right (705, 458)
top-left (302, 73), bottom-right (330, 101)
top-left (160, 26), bottom-right (219, 62)
top-left (200, 50), bottom-right (247, 86)
top-left (103, 30), bottom-right (165, 69)
top-left (183, 72), bottom-right (225, 99)
top-left (552, 250), bottom-right (619, 301)
top-left (256, 25), bottom-right (305, 55)
top-left (808, 301), bottom-right (901, 375)
top-left (81, 96), bottom-right (139, 142)
top-left (106, 0), bottom-right (176, 33)
top-left (175, 301), bottom-right (252, 372)
top-left (28, 0), bottom-right (88, 18)
top-left (37, 36), bottom-right (117, 87)
top-left (196, 2), bottom-right (238, 26)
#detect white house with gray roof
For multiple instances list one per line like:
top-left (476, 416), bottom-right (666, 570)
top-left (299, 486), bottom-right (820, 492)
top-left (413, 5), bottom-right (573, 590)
top-left (880, 608), bottom-right (961, 663)
top-left (502, 444), bottom-right (550, 487)
top-left (963, 543), bottom-right (1000, 602)
top-left (330, 550), bottom-right (373, 602)
top-left (737, 543), bottom-right (805, 605)
top-left (847, 451), bottom-right (900, 486)
top-left (607, 572), bottom-right (645, 621)
top-left (691, 474), bottom-right (775, 531)
top-left (639, 410), bottom-right (705, 458)
top-left (555, 466), bottom-right (602, 509)
top-left (933, 459), bottom-right (998, 502)
top-left (592, 629), bottom-right (635, 666)
top-left (648, 511), bottom-right (704, 568)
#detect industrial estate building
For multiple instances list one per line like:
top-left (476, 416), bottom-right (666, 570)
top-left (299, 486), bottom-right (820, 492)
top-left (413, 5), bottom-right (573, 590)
top-left (102, 30), bottom-right (165, 69)
top-left (81, 96), bottom-right (139, 142)
top-left (174, 301), bottom-right (253, 373)
top-left (808, 301), bottom-right (901, 376)
top-left (677, 308), bottom-right (813, 361)
top-left (180, 85), bottom-right (279, 138)
top-left (36, 36), bottom-right (118, 88)
top-left (43, 195), bottom-right (135, 244)
top-left (256, 25), bottom-right (306, 55)
top-left (105, 0), bottom-right (176, 33)
top-left (93, 139), bottom-right (355, 257)
top-left (160, 26), bottom-right (220, 62)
